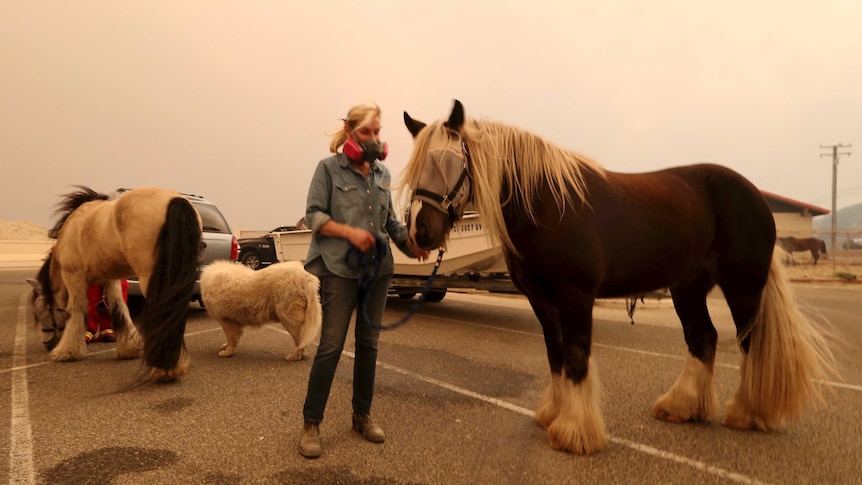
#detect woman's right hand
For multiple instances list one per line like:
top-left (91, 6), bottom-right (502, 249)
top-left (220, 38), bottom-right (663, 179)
top-left (348, 227), bottom-right (376, 252)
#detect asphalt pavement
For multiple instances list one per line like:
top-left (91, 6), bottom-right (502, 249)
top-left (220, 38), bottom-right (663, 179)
top-left (2, 264), bottom-right (861, 485)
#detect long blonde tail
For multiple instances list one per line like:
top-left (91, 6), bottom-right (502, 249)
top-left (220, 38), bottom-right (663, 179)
top-left (735, 252), bottom-right (838, 429)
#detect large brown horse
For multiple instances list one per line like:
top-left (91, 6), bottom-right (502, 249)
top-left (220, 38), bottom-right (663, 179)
top-left (27, 186), bottom-right (202, 382)
top-left (400, 100), bottom-right (836, 454)
top-left (777, 236), bottom-right (827, 265)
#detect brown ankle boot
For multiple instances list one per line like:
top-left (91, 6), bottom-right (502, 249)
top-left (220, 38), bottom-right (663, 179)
top-left (299, 421), bottom-right (320, 458)
top-left (352, 412), bottom-right (385, 443)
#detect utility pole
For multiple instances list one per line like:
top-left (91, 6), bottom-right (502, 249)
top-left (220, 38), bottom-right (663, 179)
top-left (820, 143), bottom-right (852, 269)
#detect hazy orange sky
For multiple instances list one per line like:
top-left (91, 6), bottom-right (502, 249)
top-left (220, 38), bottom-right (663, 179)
top-left (2, 1), bottom-right (860, 231)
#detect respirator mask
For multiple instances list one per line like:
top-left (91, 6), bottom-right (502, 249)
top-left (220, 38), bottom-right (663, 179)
top-left (344, 126), bottom-right (389, 162)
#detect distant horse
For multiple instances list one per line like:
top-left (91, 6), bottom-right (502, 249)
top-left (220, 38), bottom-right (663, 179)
top-left (27, 186), bottom-right (202, 382)
top-left (777, 237), bottom-right (827, 265)
top-left (400, 100), bottom-right (836, 454)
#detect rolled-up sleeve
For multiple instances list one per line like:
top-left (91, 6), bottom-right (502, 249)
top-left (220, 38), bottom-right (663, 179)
top-left (385, 196), bottom-right (412, 256)
top-left (306, 161), bottom-right (332, 233)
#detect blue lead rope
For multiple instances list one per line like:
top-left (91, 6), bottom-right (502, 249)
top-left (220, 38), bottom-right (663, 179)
top-left (345, 236), bottom-right (445, 331)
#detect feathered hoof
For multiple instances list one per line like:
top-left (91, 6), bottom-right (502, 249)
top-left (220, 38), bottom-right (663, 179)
top-left (115, 338), bottom-right (143, 360)
top-left (534, 379), bottom-right (562, 429)
top-left (50, 346), bottom-right (86, 362)
top-left (653, 406), bottom-right (687, 424)
top-left (149, 350), bottom-right (191, 382)
top-left (149, 366), bottom-right (187, 383)
top-left (723, 396), bottom-right (768, 431)
top-left (534, 397), bottom-right (558, 429)
top-left (652, 392), bottom-right (713, 424)
top-left (546, 416), bottom-right (609, 455)
top-left (116, 348), bottom-right (142, 360)
top-left (218, 345), bottom-right (236, 358)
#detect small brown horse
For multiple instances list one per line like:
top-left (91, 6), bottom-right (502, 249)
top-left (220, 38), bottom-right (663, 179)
top-left (28, 186), bottom-right (202, 382)
top-left (777, 236), bottom-right (827, 265)
top-left (400, 100), bottom-right (836, 454)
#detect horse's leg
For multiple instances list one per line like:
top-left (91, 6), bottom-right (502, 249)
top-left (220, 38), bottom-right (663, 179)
top-left (654, 272), bottom-right (718, 423)
top-left (528, 288), bottom-right (607, 454)
top-left (718, 271), bottom-right (769, 429)
top-left (720, 254), bottom-right (834, 430)
top-left (50, 277), bottom-right (88, 361)
top-left (810, 249), bottom-right (819, 265)
top-left (103, 280), bottom-right (143, 359)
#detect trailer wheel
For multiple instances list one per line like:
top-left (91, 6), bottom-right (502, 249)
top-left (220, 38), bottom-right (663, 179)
top-left (397, 292), bottom-right (417, 299)
top-left (424, 289), bottom-right (447, 302)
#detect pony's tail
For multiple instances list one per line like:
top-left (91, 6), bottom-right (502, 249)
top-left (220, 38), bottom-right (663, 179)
top-left (731, 251), bottom-right (838, 429)
top-left (139, 197), bottom-right (202, 377)
top-left (821, 239), bottom-right (827, 254)
top-left (295, 272), bottom-right (322, 354)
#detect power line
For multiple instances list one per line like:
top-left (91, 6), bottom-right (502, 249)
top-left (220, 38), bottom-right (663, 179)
top-left (820, 143), bottom-right (852, 269)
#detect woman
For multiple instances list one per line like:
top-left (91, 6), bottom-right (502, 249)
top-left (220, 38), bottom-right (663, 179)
top-left (299, 103), bottom-right (429, 459)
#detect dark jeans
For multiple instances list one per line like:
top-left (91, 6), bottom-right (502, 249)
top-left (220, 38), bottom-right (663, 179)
top-left (302, 263), bottom-right (392, 424)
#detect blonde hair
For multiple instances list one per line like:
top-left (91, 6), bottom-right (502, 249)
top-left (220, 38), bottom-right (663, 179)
top-left (329, 103), bottom-right (382, 153)
top-left (400, 119), bottom-right (606, 255)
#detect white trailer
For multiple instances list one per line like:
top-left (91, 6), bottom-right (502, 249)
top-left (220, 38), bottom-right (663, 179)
top-left (271, 213), bottom-right (516, 301)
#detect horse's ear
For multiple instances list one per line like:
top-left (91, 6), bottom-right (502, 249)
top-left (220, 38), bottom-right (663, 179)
top-left (403, 112), bottom-right (426, 138)
top-left (25, 278), bottom-right (40, 291)
top-left (445, 99), bottom-right (464, 131)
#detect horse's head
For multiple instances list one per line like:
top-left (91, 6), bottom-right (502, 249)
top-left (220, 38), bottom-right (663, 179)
top-left (402, 100), bottom-right (472, 250)
top-left (26, 259), bottom-right (68, 351)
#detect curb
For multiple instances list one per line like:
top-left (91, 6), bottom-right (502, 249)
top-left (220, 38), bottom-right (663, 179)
top-left (789, 278), bottom-right (862, 284)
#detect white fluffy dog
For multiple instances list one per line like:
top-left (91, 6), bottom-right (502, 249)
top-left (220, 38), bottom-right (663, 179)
top-left (200, 260), bottom-right (322, 361)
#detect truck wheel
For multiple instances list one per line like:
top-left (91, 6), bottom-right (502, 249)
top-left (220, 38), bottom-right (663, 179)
top-left (424, 289), bottom-right (447, 302)
top-left (241, 250), bottom-right (262, 270)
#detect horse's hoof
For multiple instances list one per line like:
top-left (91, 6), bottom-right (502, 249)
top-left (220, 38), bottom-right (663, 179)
top-left (723, 396), bottom-right (768, 431)
top-left (149, 368), bottom-right (186, 383)
top-left (546, 418), bottom-right (609, 455)
top-left (49, 349), bottom-right (84, 362)
top-left (653, 408), bottom-right (685, 424)
top-left (115, 344), bottom-right (142, 359)
top-left (218, 349), bottom-right (235, 358)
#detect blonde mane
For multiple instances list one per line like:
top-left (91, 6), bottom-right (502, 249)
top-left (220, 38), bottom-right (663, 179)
top-left (400, 119), bottom-right (606, 254)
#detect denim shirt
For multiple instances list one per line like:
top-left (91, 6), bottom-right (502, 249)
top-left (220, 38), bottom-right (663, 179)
top-left (305, 153), bottom-right (411, 279)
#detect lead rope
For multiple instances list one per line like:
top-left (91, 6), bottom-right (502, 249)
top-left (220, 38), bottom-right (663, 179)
top-left (361, 248), bottom-right (445, 331)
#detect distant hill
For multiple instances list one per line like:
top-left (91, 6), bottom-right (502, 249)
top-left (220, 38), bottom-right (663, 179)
top-left (0, 220), bottom-right (50, 241)
top-left (813, 202), bottom-right (862, 230)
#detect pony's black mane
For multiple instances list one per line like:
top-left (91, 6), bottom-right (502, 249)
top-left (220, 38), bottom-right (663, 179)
top-left (48, 186), bottom-right (109, 239)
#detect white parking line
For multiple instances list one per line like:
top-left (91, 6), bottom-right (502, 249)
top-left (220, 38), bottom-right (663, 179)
top-left (0, 327), bottom-right (222, 376)
top-left (343, 349), bottom-right (774, 485)
top-left (10, 294), bottom-right (36, 485)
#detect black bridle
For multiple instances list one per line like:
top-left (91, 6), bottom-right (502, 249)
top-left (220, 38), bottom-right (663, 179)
top-left (412, 139), bottom-right (472, 222)
top-left (32, 292), bottom-right (69, 350)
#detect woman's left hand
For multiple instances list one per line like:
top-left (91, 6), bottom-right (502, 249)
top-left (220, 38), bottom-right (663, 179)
top-left (406, 239), bottom-right (430, 262)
